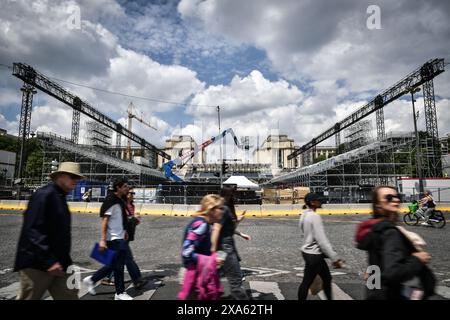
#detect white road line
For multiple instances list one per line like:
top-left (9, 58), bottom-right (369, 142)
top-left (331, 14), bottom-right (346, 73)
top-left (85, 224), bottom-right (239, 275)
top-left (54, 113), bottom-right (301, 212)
top-left (296, 272), bottom-right (347, 277)
top-left (317, 283), bottom-right (353, 300)
top-left (241, 267), bottom-right (291, 277)
top-left (128, 280), bottom-right (162, 300)
top-left (0, 282), bottom-right (20, 300)
top-left (436, 286), bottom-right (450, 299)
top-left (249, 281), bottom-right (285, 300)
top-left (77, 277), bottom-right (102, 299)
top-left (0, 268), bottom-right (13, 275)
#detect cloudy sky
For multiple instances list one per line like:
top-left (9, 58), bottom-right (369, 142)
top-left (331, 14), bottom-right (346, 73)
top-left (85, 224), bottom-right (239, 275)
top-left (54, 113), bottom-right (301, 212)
top-left (0, 0), bottom-right (449, 163)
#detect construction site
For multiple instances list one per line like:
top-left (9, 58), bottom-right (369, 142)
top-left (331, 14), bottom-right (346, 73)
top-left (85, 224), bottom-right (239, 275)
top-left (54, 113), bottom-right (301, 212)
top-left (2, 58), bottom-right (450, 204)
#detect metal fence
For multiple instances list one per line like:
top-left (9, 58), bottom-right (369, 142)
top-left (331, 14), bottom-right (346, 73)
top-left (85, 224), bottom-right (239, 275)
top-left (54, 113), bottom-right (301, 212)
top-left (5, 183), bottom-right (450, 204)
top-left (400, 187), bottom-right (450, 202)
top-left (2, 184), bottom-right (261, 204)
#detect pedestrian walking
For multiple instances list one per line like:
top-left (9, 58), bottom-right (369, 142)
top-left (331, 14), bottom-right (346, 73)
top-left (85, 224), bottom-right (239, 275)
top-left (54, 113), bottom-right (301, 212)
top-left (82, 189), bottom-right (92, 202)
top-left (83, 178), bottom-right (136, 300)
top-left (177, 194), bottom-right (224, 300)
top-left (14, 162), bottom-right (83, 300)
top-left (355, 186), bottom-right (436, 300)
top-left (211, 185), bottom-right (250, 300)
top-left (101, 188), bottom-right (146, 288)
top-left (297, 192), bottom-right (344, 300)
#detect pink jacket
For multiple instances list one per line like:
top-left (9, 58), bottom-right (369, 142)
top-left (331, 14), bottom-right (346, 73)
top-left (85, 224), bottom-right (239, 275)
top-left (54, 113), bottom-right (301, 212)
top-left (177, 252), bottom-right (223, 300)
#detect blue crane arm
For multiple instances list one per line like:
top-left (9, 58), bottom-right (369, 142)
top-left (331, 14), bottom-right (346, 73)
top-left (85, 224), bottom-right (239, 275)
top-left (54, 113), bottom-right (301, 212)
top-left (163, 128), bottom-right (246, 182)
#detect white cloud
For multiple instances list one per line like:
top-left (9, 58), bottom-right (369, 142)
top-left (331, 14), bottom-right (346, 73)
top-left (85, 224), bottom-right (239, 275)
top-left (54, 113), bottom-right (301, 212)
top-left (0, 113), bottom-right (18, 135)
top-left (178, 0), bottom-right (450, 96)
top-left (0, 0), bottom-right (207, 148)
top-left (187, 70), bottom-right (303, 118)
top-left (30, 105), bottom-right (73, 137)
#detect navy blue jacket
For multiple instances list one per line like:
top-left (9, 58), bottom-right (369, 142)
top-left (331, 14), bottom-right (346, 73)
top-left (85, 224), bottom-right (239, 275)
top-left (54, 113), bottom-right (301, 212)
top-left (14, 183), bottom-right (72, 272)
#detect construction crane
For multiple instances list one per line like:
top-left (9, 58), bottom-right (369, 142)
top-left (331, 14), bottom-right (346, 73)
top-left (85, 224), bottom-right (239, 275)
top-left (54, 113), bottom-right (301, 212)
top-left (11, 63), bottom-right (170, 164)
top-left (163, 128), bottom-right (249, 182)
top-left (287, 58), bottom-right (446, 163)
top-left (126, 102), bottom-right (157, 160)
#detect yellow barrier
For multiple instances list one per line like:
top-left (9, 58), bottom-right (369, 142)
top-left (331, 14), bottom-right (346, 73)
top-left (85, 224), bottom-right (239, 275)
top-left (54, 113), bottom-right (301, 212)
top-left (187, 205), bottom-right (200, 217)
top-left (236, 205), bottom-right (261, 218)
top-left (1, 201), bottom-right (449, 217)
top-left (86, 203), bottom-right (101, 214)
top-left (172, 205), bottom-right (188, 217)
top-left (68, 202), bottom-right (88, 213)
top-left (0, 200), bottom-right (23, 210)
top-left (261, 204), bottom-right (294, 217)
top-left (140, 204), bottom-right (173, 216)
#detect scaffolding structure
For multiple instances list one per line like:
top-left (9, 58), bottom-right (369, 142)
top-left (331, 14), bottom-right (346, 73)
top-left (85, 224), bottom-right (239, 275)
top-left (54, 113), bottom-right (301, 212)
top-left (86, 121), bottom-right (113, 149)
top-left (270, 132), bottom-right (417, 202)
top-left (344, 120), bottom-right (373, 152)
top-left (37, 132), bottom-right (166, 185)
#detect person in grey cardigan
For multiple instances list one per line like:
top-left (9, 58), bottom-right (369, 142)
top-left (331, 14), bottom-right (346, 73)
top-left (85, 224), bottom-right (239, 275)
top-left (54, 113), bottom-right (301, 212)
top-left (298, 193), bottom-right (344, 300)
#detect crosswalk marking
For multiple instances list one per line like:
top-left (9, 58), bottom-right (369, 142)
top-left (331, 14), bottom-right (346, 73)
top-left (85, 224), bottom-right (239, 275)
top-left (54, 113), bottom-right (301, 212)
top-left (241, 267), bottom-right (291, 277)
top-left (317, 283), bottom-right (353, 300)
top-left (1, 278), bottom-right (448, 301)
top-left (0, 282), bottom-right (19, 300)
top-left (249, 281), bottom-right (285, 300)
top-left (128, 280), bottom-right (162, 300)
top-left (436, 286), bottom-right (450, 299)
top-left (294, 267), bottom-right (347, 276)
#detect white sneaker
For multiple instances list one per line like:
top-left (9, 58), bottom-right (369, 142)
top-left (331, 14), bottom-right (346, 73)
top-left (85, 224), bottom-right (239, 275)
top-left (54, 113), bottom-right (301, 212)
top-left (83, 276), bottom-right (96, 295)
top-left (114, 292), bottom-right (133, 300)
top-left (420, 222), bottom-right (430, 226)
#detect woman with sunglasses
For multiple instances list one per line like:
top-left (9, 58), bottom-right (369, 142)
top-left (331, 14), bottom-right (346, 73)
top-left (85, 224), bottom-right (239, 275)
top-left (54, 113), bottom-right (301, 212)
top-left (356, 186), bottom-right (435, 299)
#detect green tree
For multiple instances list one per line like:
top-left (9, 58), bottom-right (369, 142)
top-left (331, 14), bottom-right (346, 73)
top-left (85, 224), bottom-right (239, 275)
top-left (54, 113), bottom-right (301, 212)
top-left (314, 154), bottom-right (327, 164)
top-left (0, 135), bottom-right (18, 152)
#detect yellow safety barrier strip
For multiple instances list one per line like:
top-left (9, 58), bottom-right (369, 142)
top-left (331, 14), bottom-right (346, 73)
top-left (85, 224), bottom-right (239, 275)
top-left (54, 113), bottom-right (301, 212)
top-left (1, 205), bottom-right (450, 217)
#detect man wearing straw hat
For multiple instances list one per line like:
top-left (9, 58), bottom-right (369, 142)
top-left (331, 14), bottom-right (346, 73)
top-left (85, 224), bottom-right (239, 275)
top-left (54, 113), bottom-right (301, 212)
top-left (14, 162), bottom-right (83, 300)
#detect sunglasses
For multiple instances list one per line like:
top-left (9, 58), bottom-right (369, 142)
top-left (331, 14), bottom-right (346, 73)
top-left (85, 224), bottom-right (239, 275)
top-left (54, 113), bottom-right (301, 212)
top-left (384, 194), bottom-right (400, 202)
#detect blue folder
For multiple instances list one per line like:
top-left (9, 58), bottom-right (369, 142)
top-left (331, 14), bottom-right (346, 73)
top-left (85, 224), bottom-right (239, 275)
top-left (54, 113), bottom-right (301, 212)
top-left (90, 242), bottom-right (117, 266)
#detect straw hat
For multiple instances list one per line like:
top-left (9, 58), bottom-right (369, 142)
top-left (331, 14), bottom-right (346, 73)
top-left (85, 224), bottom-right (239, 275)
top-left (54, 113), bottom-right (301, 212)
top-left (49, 162), bottom-right (84, 179)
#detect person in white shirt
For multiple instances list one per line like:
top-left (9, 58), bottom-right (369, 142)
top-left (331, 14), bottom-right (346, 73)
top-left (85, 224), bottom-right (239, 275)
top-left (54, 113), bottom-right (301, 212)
top-left (83, 178), bottom-right (134, 300)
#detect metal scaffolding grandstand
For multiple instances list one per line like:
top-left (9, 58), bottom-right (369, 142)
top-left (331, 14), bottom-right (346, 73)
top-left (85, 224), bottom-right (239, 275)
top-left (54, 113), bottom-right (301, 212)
top-left (37, 132), bottom-right (166, 185)
top-left (270, 132), bottom-right (417, 202)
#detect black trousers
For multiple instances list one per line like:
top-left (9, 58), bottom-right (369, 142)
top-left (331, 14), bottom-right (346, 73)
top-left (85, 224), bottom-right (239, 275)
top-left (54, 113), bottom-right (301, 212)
top-left (298, 252), bottom-right (333, 300)
top-left (221, 243), bottom-right (248, 300)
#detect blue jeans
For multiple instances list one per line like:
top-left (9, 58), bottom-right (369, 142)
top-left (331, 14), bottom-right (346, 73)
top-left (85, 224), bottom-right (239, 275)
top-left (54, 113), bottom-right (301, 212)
top-left (105, 242), bottom-right (142, 283)
top-left (91, 239), bottom-right (128, 294)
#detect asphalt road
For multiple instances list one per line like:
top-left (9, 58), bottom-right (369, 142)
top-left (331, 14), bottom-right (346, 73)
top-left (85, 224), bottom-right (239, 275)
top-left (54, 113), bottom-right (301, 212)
top-left (0, 211), bottom-right (449, 300)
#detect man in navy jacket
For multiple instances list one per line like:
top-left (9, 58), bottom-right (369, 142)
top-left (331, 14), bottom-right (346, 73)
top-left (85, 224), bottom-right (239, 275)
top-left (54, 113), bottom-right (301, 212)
top-left (14, 162), bottom-right (83, 300)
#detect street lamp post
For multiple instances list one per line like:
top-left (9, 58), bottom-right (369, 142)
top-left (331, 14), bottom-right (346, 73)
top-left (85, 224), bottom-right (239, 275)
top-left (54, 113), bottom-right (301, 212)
top-left (217, 106), bottom-right (223, 188)
top-left (411, 87), bottom-right (424, 197)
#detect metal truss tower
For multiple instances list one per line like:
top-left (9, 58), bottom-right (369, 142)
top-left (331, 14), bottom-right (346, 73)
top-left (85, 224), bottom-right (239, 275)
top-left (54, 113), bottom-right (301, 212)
top-left (17, 83), bottom-right (37, 179)
top-left (335, 132), bottom-right (341, 149)
top-left (375, 94), bottom-right (385, 140)
top-left (71, 109), bottom-right (80, 143)
top-left (422, 71), bottom-right (441, 177)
